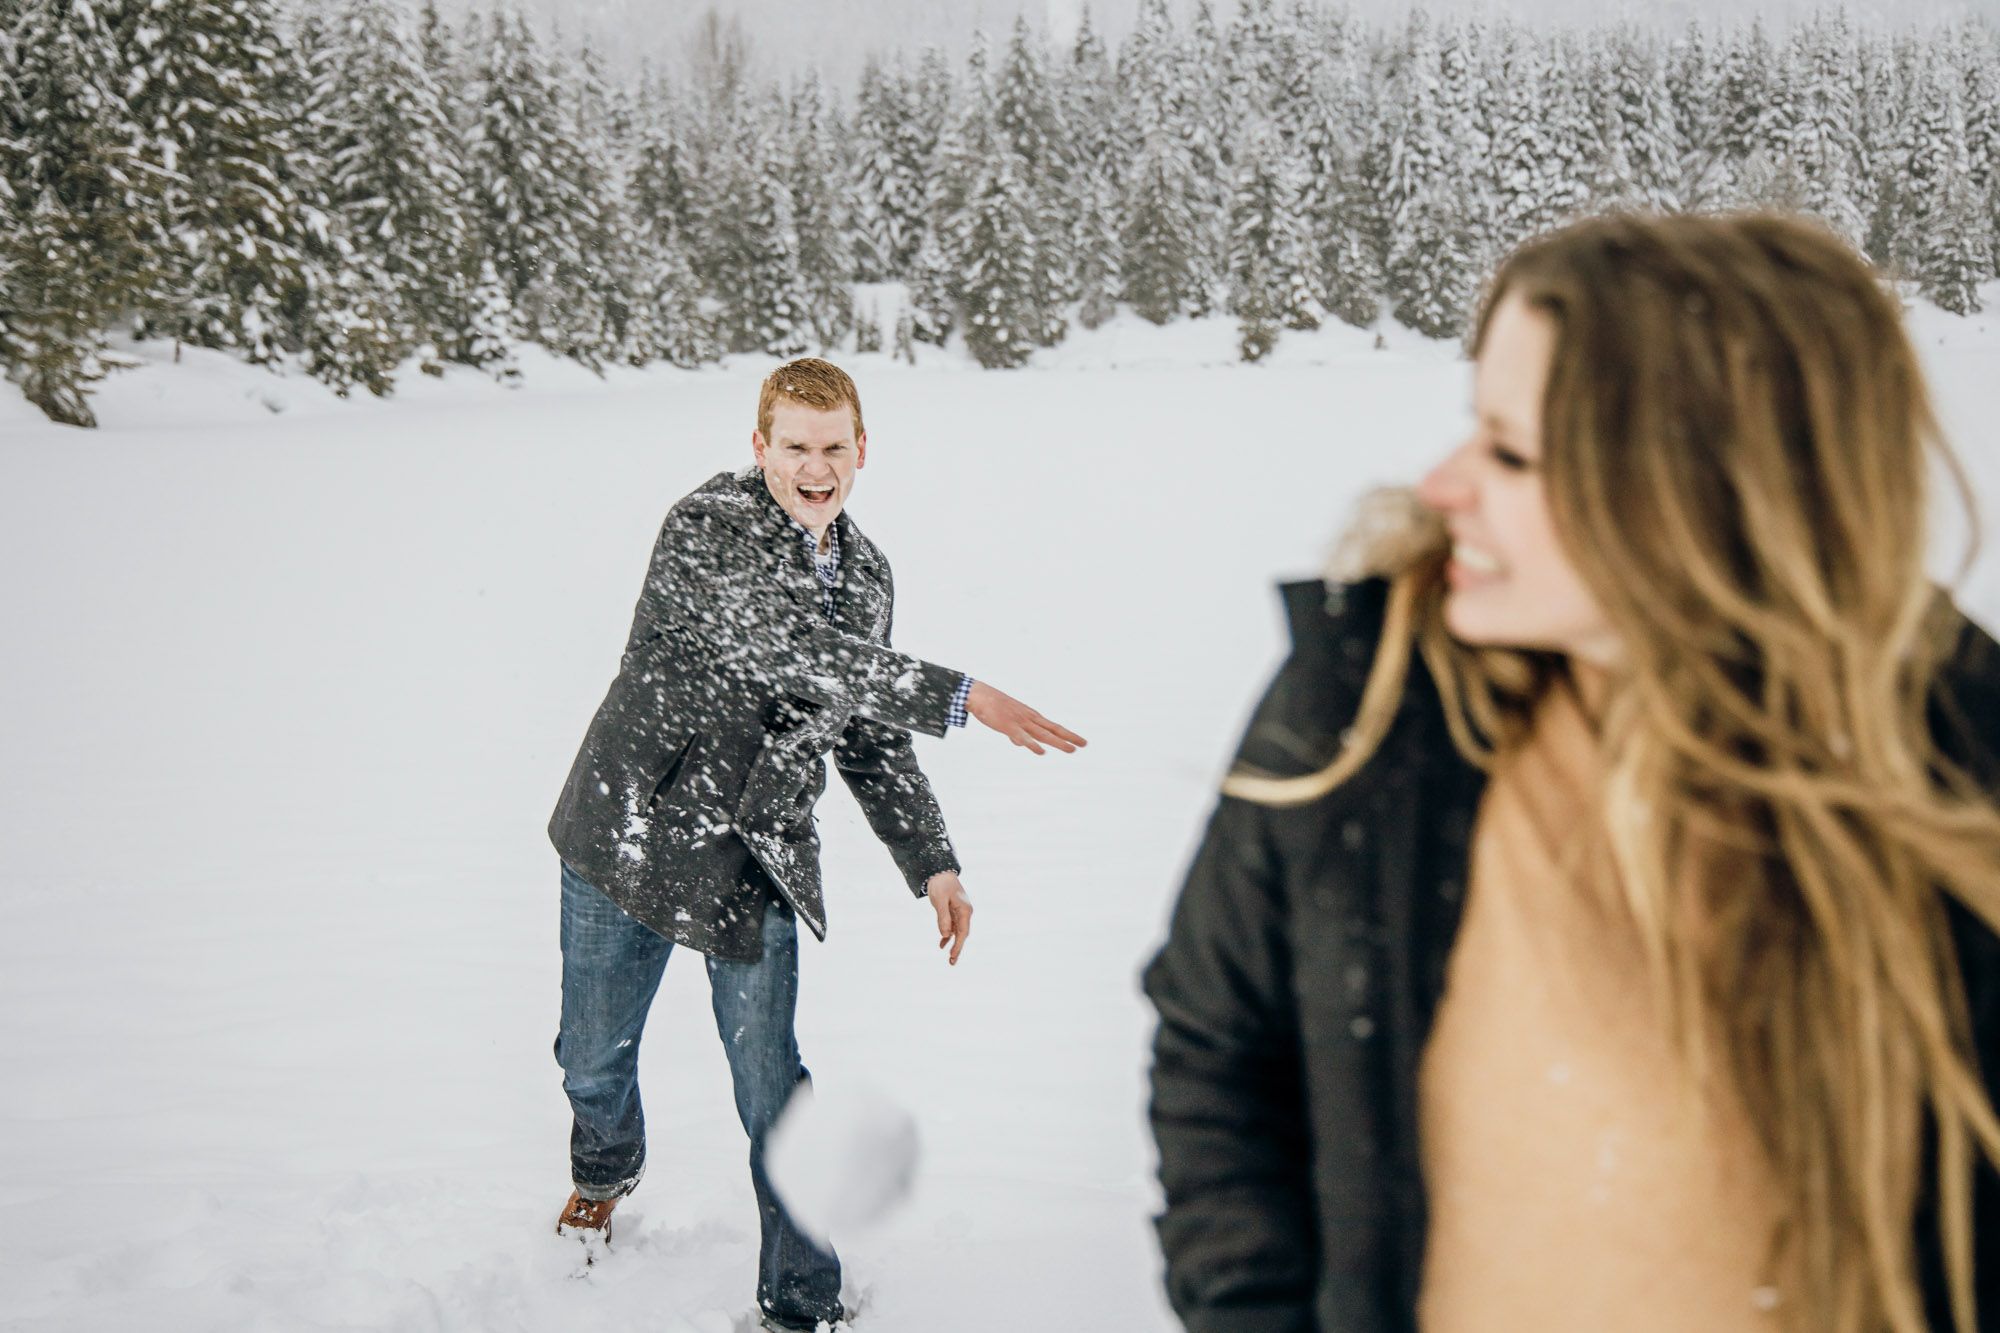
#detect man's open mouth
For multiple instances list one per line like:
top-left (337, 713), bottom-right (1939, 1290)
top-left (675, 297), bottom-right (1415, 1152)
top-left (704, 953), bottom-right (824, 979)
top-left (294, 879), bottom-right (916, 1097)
top-left (798, 484), bottom-right (835, 504)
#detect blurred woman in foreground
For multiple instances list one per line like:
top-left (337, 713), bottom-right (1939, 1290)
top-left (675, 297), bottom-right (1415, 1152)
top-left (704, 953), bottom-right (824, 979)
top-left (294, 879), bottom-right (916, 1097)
top-left (1145, 212), bottom-right (2000, 1333)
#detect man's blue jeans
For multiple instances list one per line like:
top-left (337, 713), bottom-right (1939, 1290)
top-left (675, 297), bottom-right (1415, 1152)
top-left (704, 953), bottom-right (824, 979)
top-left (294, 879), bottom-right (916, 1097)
top-left (556, 861), bottom-right (842, 1326)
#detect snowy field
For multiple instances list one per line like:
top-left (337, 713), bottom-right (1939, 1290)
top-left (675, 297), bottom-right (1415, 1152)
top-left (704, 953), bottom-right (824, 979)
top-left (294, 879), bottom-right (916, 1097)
top-left (4, 298), bottom-right (2000, 1333)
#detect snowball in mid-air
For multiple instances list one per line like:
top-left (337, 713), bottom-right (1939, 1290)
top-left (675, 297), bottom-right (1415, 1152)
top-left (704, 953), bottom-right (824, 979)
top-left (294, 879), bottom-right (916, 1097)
top-left (765, 1081), bottom-right (920, 1247)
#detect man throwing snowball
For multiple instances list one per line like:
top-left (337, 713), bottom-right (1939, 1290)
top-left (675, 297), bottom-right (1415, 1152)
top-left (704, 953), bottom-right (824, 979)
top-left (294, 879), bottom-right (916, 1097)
top-left (546, 358), bottom-right (1084, 1331)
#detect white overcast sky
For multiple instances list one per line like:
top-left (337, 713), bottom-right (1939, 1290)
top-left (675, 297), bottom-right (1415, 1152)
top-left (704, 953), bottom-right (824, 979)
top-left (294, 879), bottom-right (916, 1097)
top-left (449, 0), bottom-right (2000, 89)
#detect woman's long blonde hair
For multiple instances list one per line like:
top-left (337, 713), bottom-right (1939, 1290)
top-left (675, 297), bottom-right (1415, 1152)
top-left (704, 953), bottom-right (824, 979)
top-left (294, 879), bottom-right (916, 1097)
top-left (1229, 212), bottom-right (2000, 1333)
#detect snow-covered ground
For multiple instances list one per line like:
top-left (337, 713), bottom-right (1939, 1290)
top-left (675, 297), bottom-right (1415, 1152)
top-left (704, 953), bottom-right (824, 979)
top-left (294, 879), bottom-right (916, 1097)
top-left (4, 296), bottom-right (2000, 1332)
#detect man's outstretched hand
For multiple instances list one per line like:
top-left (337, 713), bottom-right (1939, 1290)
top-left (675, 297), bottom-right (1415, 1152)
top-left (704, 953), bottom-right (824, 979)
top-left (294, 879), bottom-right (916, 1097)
top-left (927, 872), bottom-right (974, 965)
top-left (966, 681), bottom-right (1087, 755)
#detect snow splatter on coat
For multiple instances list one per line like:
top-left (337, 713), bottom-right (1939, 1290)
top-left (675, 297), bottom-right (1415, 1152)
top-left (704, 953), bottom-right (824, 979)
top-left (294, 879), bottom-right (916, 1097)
top-left (550, 467), bottom-right (965, 961)
top-left (1145, 576), bottom-right (2000, 1333)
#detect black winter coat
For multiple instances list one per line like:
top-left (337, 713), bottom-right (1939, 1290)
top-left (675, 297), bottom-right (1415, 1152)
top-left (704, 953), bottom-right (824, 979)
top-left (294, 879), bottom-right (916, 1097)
top-left (549, 467), bottom-right (965, 961)
top-left (1144, 576), bottom-right (2000, 1333)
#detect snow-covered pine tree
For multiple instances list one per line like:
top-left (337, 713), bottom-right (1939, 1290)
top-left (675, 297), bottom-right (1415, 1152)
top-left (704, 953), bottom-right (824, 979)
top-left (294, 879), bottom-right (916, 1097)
top-left (1486, 22), bottom-right (1549, 253)
top-left (416, 0), bottom-right (454, 85)
top-left (596, 47), bottom-right (667, 368)
top-left (1120, 0), bottom-right (1223, 316)
top-left (1381, 19), bottom-right (1444, 227)
top-left (993, 17), bottom-right (1068, 348)
top-left (899, 45), bottom-right (954, 279)
top-left (1221, 0), bottom-right (1280, 124)
top-left (1390, 173), bottom-right (1486, 339)
top-left (1435, 17), bottom-right (1496, 311)
top-left (463, 13), bottom-right (596, 362)
top-left (994, 18), bottom-right (1065, 197)
top-left (932, 35), bottom-right (1044, 368)
top-left (1072, 162), bottom-right (1121, 329)
top-left (1898, 36), bottom-right (1988, 313)
top-left (1532, 33), bottom-right (1599, 228)
top-left (1120, 130), bottom-right (1200, 324)
top-left (1266, 0), bottom-right (1325, 134)
top-left (1591, 26), bottom-right (1681, 212)
top-left (906, 230), bottom-right (955, 347)
top-left (1668, 19), bottom-right (1731, 209)
top-left (630, 67), bottom-right (698, 244)
top-left (1234, 249), bottom-right (1279, 363)
top-left (853, 300), bottom-right (882, 353)
top-left (1219, 0), bottom-right (1285, 330)
top-left (704, 101), bottom-right (811, 357)
top-left (1314, 147), bottom-right (1387, 329)
top-left (267, 7), bottom-right (372, 393)
top-left (1435, 15), bottom-right (1494, 206)
top-left (462, 255), bottom-right (520, 381)
top-left (949, 149), bottom-right (1043, 368)
top-left (288, 10), bottom-right (403, 408)
top-left (1226, 116), bottom-right (1319, 358)
top-left (1303, 22), bottom-right (1384, 329)
top-left (1116, 0), bottom-right (1179, 160)
top-left (788, 71), bottom-right (856, 352)
top-left (118, 0), bottom-right (311, 366)
top-left (626, 70), bottom-right (715, 367)
top-left (1714, 19), bottom-right (1775, 161)
top-left (536, 32), bottom-right (623, 368)
top-left (1953, 20), bottom-right (2000, 278)
top-left (1860, 33), bottom-right (1916, 268)
top-left (1062, 4), bottom-right (1117, 185)
top-left (311, 0), bottom-right (472, 372)
top-left (0, 0), bottom-right (159, 425)
top-left (305, 260), bottom-right (405, 397)
top-left (907, 39), bottom-right (971, 348)
top-left (632, 238), bottom-right (715, 368)
top-left (1179, 0), bottom-right (1228, 315)
top-left (1382, 13), bottom-right (1482, 339)
top-left (578, 35), bottom-right (646, 363)
top-left (849, 58), bottom-right (904, 283)
top-left (1734, 46), bottom-right (1809, 211)
top-left (1064, 7), bottom-right (1122, 328)
top-left (1711, 17), bottom-right (1806, 209)
top-left (1786, 12), bottom-right (1868, 248)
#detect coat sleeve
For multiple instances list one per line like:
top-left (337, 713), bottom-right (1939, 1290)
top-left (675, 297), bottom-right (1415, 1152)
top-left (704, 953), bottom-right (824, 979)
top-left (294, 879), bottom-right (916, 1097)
top-left (643, 499), bottom-right (964, 738)
top-left (1144, 781), bottom-right (1318, 1332)
top-left (834, 712), bottom-right (961, 894)
top-left (831, 590), bottom-right (961, 894)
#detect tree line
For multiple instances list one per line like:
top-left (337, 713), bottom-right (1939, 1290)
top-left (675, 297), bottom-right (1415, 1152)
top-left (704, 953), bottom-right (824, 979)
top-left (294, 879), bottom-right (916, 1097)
top-left (4, 0), bottom-right (1999, 426)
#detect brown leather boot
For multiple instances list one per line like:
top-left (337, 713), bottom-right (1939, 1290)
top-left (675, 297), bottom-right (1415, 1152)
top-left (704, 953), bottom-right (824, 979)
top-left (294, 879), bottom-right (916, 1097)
top-left (556, 1189), bottom-right (620, 1245)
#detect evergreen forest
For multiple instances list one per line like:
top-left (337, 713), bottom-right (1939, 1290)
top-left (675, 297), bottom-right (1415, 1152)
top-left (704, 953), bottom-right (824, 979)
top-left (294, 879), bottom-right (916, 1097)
top-left (5, 0), bottom-right (2000, 426)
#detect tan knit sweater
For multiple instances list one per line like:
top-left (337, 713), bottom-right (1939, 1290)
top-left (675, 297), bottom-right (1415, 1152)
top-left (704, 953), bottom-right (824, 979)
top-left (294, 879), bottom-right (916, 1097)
top-left (1416, 679), bottom-right (1789, 1331)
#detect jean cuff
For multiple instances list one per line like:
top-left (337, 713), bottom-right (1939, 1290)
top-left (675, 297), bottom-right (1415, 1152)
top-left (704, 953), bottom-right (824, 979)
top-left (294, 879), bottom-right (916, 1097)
top-left (574, 1161), bottom-right (644, 1202)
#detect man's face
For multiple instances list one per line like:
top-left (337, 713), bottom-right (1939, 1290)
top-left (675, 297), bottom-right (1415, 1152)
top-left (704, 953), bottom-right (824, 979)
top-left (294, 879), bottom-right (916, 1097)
top-left (752, 400), bottom-right (866, 535)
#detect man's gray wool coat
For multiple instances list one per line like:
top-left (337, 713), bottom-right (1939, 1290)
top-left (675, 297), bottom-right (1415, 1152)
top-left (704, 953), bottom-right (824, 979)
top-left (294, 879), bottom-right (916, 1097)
top-left (549, 466), bottom-right (966, 961)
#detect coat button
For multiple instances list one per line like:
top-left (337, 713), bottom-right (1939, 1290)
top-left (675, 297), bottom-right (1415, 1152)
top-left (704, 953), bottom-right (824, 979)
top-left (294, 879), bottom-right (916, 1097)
top-left (1345, 963), bottom-right (1369, 999)
top-left (1341, 820), bottom-right (1366, 850)
top-left (1350, 1016), bottom-right (1375, 1040)
top-left (1437, 878), bottom-right (1462, 903)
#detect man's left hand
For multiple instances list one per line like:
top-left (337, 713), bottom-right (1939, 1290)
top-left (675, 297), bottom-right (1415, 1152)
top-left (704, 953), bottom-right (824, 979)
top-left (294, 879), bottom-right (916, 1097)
top-left (926, 872), bottom-right (973, 965)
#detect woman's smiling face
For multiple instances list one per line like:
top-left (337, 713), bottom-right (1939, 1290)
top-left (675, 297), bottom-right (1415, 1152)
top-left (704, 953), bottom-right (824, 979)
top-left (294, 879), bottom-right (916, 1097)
top-left (1417, 291), bottom-right (1622, 667)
